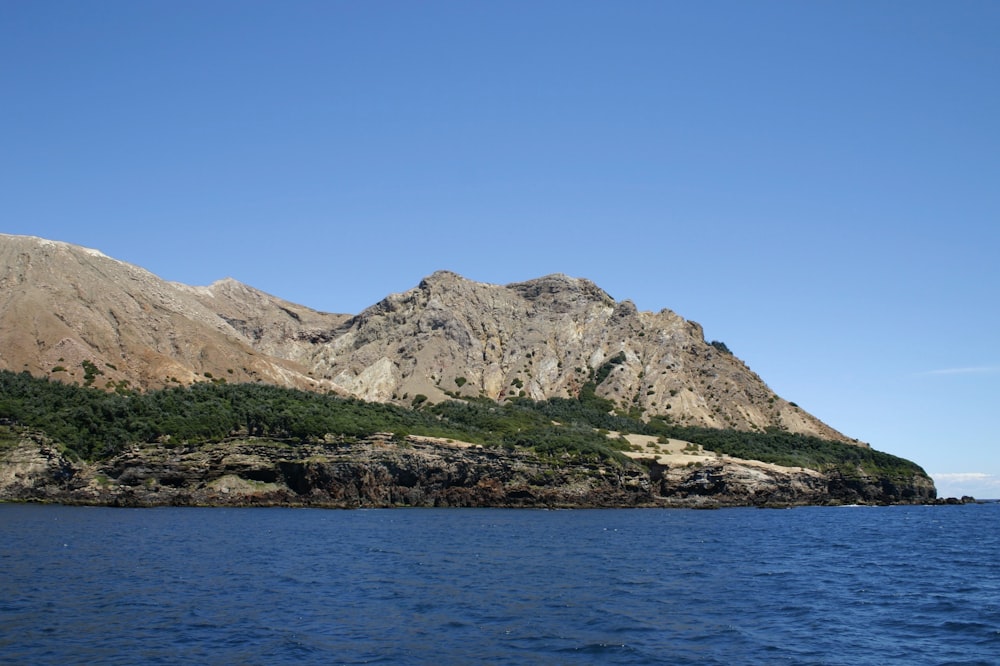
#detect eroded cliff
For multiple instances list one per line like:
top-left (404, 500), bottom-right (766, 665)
top-left (0, 428), bottom-right (935, 509)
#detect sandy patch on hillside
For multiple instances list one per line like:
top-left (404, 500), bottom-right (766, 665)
top-left (615, 432), bottom-right (822, 477)
top-left (405, 435), bottom-right (481, 449)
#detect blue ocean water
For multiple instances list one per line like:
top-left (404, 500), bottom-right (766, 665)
top-left (1, 504), bottom-right (997, 665)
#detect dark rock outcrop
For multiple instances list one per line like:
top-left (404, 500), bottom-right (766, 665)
top-left (0, 430), bottom-right (936, 509)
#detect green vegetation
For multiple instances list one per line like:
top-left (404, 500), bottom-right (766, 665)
top-left (592, 351), bottom-right (626, 386)
top-left (0, 371), bottom-right (631, 463)
top-left (577, 352), bottom-right (626, 412)
top-left (709, 340), bottom-right (732, 355)
top-left (0, 369), bottom-right (926, 481)
top-left (81, 360), bottom-right (103, 387)
top-left (427, 399), bottom-right (630, 464)
top-left (0, 371), bottom-right (468, 460)
top-left (643, 420), bottom-right (923, 481)
top-left (0, 425), bottom-right (21, 452)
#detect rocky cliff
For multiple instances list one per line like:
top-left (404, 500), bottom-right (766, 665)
top-left (0, 427), bottom-right (936, 508)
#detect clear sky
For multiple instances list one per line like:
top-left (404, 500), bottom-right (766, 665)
top-left (3, 1), bottom-right (998, 498)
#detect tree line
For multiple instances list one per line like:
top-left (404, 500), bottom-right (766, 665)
top-left (0, 370), bottom-right (926, 479)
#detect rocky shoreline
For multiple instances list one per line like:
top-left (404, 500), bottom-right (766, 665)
top-left (1, 429), bottom-right (937, 509)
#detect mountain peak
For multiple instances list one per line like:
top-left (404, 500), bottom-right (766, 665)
top-left (0, 233), bottom-right (110, 260)
top-left (507, 273), bottom-right (614, 305)
top-left (417, 270), bottom-right (474, 290)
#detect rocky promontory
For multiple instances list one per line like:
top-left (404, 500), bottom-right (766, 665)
top-left (0, 427), bottom-right (936, 509)
top-left (0, 234), bottom-right (939, 507)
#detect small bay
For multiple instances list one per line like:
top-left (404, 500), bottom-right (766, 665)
top-left (1, 504), bottom-right (997, 665)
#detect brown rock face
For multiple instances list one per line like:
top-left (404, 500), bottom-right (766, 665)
top-left (0, 234), bottom-right (347, 392)
top-left (1, 234), bottom-right (849, 443)
top-left (308, 270), bottom-right (849, 442)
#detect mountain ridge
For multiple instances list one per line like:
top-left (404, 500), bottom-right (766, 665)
top-left (1, 233), bottom-right (847, 443)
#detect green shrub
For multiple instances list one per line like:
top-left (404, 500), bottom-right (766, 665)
top-left (81, 360), bottom-right (103, 387)
top-left (709, 340), bottom-right (732, 355)
top-left (0, 369), bottom-right (930, 482)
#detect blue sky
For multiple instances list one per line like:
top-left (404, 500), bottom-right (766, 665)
top-left (3, 1), bottom-right (998, 497)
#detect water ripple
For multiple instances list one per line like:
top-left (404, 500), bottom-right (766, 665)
top-left (1, 504), bottom-right (998, 664)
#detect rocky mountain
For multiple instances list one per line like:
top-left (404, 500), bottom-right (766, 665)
top-left (0, 234), bottom-right (348, 392)
top-left (0, 234), bottom-right (850, 444)
top-left (309, 270), bottom-right (847, 442)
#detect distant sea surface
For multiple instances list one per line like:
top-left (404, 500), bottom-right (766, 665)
top-left (2, 504), bottom-right (998, 665)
